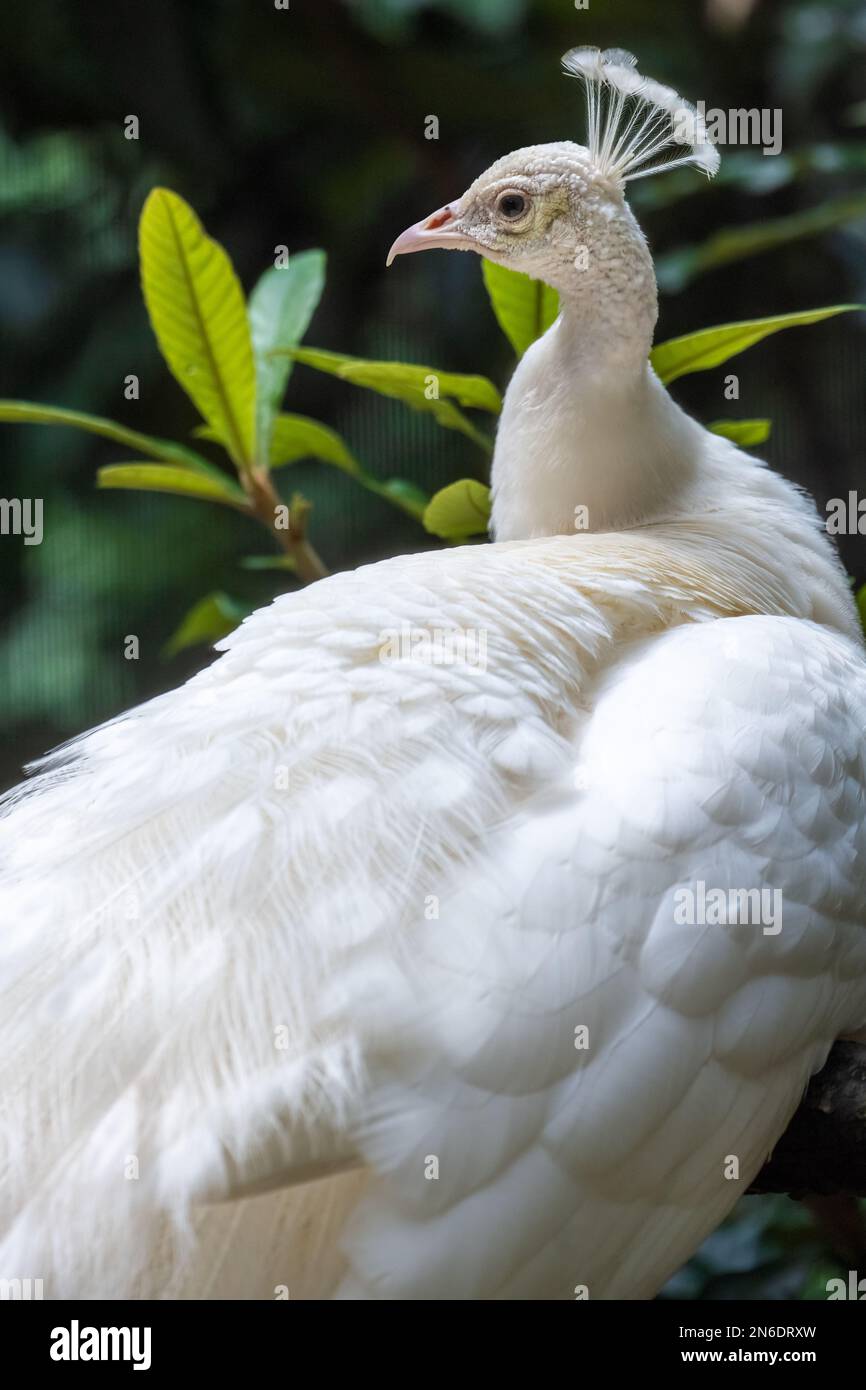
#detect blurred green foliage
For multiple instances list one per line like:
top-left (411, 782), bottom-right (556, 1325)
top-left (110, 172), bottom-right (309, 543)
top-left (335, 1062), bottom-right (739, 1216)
top-left (1, 0), bottom-right (866, 1301)
top-left (4, 184), bottom-right (853, 606)
top-left (663, 1195), bottom-right (854, 1301)
top-left (2, 0), bottom-right (865, 763)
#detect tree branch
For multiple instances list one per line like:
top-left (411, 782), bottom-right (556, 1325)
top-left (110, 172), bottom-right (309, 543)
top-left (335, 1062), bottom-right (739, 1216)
top-left (246, 469), bottom-right (329, 585)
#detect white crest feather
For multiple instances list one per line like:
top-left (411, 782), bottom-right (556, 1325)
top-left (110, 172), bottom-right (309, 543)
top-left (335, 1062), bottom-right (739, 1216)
top-left (562, 46), bottom-right (720, 184)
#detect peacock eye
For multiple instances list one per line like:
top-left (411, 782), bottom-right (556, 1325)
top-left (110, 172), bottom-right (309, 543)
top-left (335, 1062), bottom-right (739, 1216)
top-left (496, 191), bottom-right (528, 220)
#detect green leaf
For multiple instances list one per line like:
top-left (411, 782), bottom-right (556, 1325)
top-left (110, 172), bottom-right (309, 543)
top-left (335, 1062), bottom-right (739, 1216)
top-left (200, 417), bottom-right (427, 521)
top-left (708, 419), bottom-right (772, 447)
top-left (286, 346), bottom-right (499, 449)
top-left (271, 428), bottom-right (429, 520)
top-left (857, 584), bottom-right (866, 637)
top-left (97, 463), bottom-right (248, 507)
top-left (163, 592), bottom-right (251, 658)
top-left (248, 250), bottom-right (326, 465)
top-left (268, 412), bottom-right (360, 474)
top-left (481, 260), bottom-right (559, 357)
top-left (374, 477), bottom-right (429, 521)
top-left (197, 411), bottom-right (360, 477)
top-left (423, 478), bottom-right (491, 540)
top-left (196, 411), bottom-right (360, 475)
top-left (657, 192), bottom-right (866, 293)
top-left (288, 346), bottom-right (501, 412)
top-left (240, 554), bottom-right (298, 572)
top-left (0, 400), bottom-right (229, 481)
top-left (139, 187), bottom-right (256, 471)
top-left (651, 306), bottom-right (861, 385)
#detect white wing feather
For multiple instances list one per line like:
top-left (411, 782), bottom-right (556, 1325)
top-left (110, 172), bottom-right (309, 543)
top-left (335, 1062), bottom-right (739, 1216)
top-left (335, 615), bottom-right (866, 1298)
top-left (0, 531), bottom-right (864, 1298)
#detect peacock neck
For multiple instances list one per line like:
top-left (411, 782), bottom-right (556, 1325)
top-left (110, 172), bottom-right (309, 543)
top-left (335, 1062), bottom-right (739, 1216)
top-left (490, 294), bottom-right (702, 541)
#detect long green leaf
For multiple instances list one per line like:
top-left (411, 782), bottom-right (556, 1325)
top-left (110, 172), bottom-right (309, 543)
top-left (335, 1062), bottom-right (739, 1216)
top-left (139, 187), bottom-right (256, 470)
top-left (199, 416), bottom-right (428, 520)
top-left (286, 347), bottom-right (498, 451)
top-left (163, 592), bottom-right (251, 658)
top-left (288, 347), bottom-right (501, 412)
top-left (708, 419), bottom-right (772, 447)
top-left (97, 463), bottom-right (248, 507)
top-left (195, 413), bottom-right (361, 475)
top-left (269, 417), bottom-right (429, 519)
top-left (374, 477), bottom-right (429, 521)
top-left (657, 192), bottom-right (866, 292)
top-left (481, 260), bottom-right (559, 357)
top-left (651, 306), bottom-right (861, 385)
top-left (0, 401), bottom-right (227, 480)
top-left (248, 250), bottom-right (326, 465)
top-left (268, 413), bottom-right (360, 474)
top-left (240, 554), bottom-right (297, 572)
top-left (423, 479), bottom-right (491, 540)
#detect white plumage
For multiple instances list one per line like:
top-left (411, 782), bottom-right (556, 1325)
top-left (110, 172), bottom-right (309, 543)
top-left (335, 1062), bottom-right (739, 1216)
top-left (2, 49), bottom-right (865, 1301)
top-left (561, 46), bottom-right (720, 181)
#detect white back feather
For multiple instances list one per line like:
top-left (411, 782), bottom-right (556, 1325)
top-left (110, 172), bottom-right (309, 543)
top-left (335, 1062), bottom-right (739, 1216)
top-left (562, 46), bottom-right (720, 184)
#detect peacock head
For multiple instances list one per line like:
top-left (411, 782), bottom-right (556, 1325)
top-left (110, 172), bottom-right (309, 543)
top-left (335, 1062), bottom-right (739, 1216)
top-left (387, 48), bottom-right (718, 302)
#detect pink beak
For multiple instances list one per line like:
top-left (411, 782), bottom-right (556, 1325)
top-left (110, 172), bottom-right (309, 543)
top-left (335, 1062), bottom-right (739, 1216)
top-left (386, 201), bottom-right (475, 266)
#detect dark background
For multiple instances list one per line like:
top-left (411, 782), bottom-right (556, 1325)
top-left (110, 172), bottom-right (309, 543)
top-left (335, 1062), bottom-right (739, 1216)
top-left (1, 0), bottom-right (865, 1298)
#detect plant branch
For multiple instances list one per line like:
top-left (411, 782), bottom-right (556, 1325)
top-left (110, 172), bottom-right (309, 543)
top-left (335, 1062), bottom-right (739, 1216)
top-left (246, 469), bottom-right (329, 584)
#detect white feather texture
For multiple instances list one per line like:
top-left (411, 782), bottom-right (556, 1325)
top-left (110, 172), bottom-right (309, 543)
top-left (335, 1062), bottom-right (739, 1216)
top-left (1, 50), bottom-right (865, 1301)
top-left (1, 497), bottom-right (865, 1298)
top-left (562, 46), bottom-right (720, 183)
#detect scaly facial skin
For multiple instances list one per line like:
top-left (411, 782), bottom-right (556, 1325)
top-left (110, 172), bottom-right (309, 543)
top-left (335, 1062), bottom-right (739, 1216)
top-left (387, 143), bottom-right (599, 273)
top-left (386, 140), bottom-right (655, 314)
top-left (449, 144), bottom-right (595, 270)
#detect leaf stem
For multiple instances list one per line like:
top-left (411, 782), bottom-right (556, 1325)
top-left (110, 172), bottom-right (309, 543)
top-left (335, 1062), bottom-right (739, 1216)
top-left (246, 469), bottom-right (329, 583)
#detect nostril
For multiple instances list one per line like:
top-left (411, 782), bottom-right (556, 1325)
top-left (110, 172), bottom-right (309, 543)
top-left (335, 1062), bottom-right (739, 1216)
top-left (424, 205), bottom-right (456, 230)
